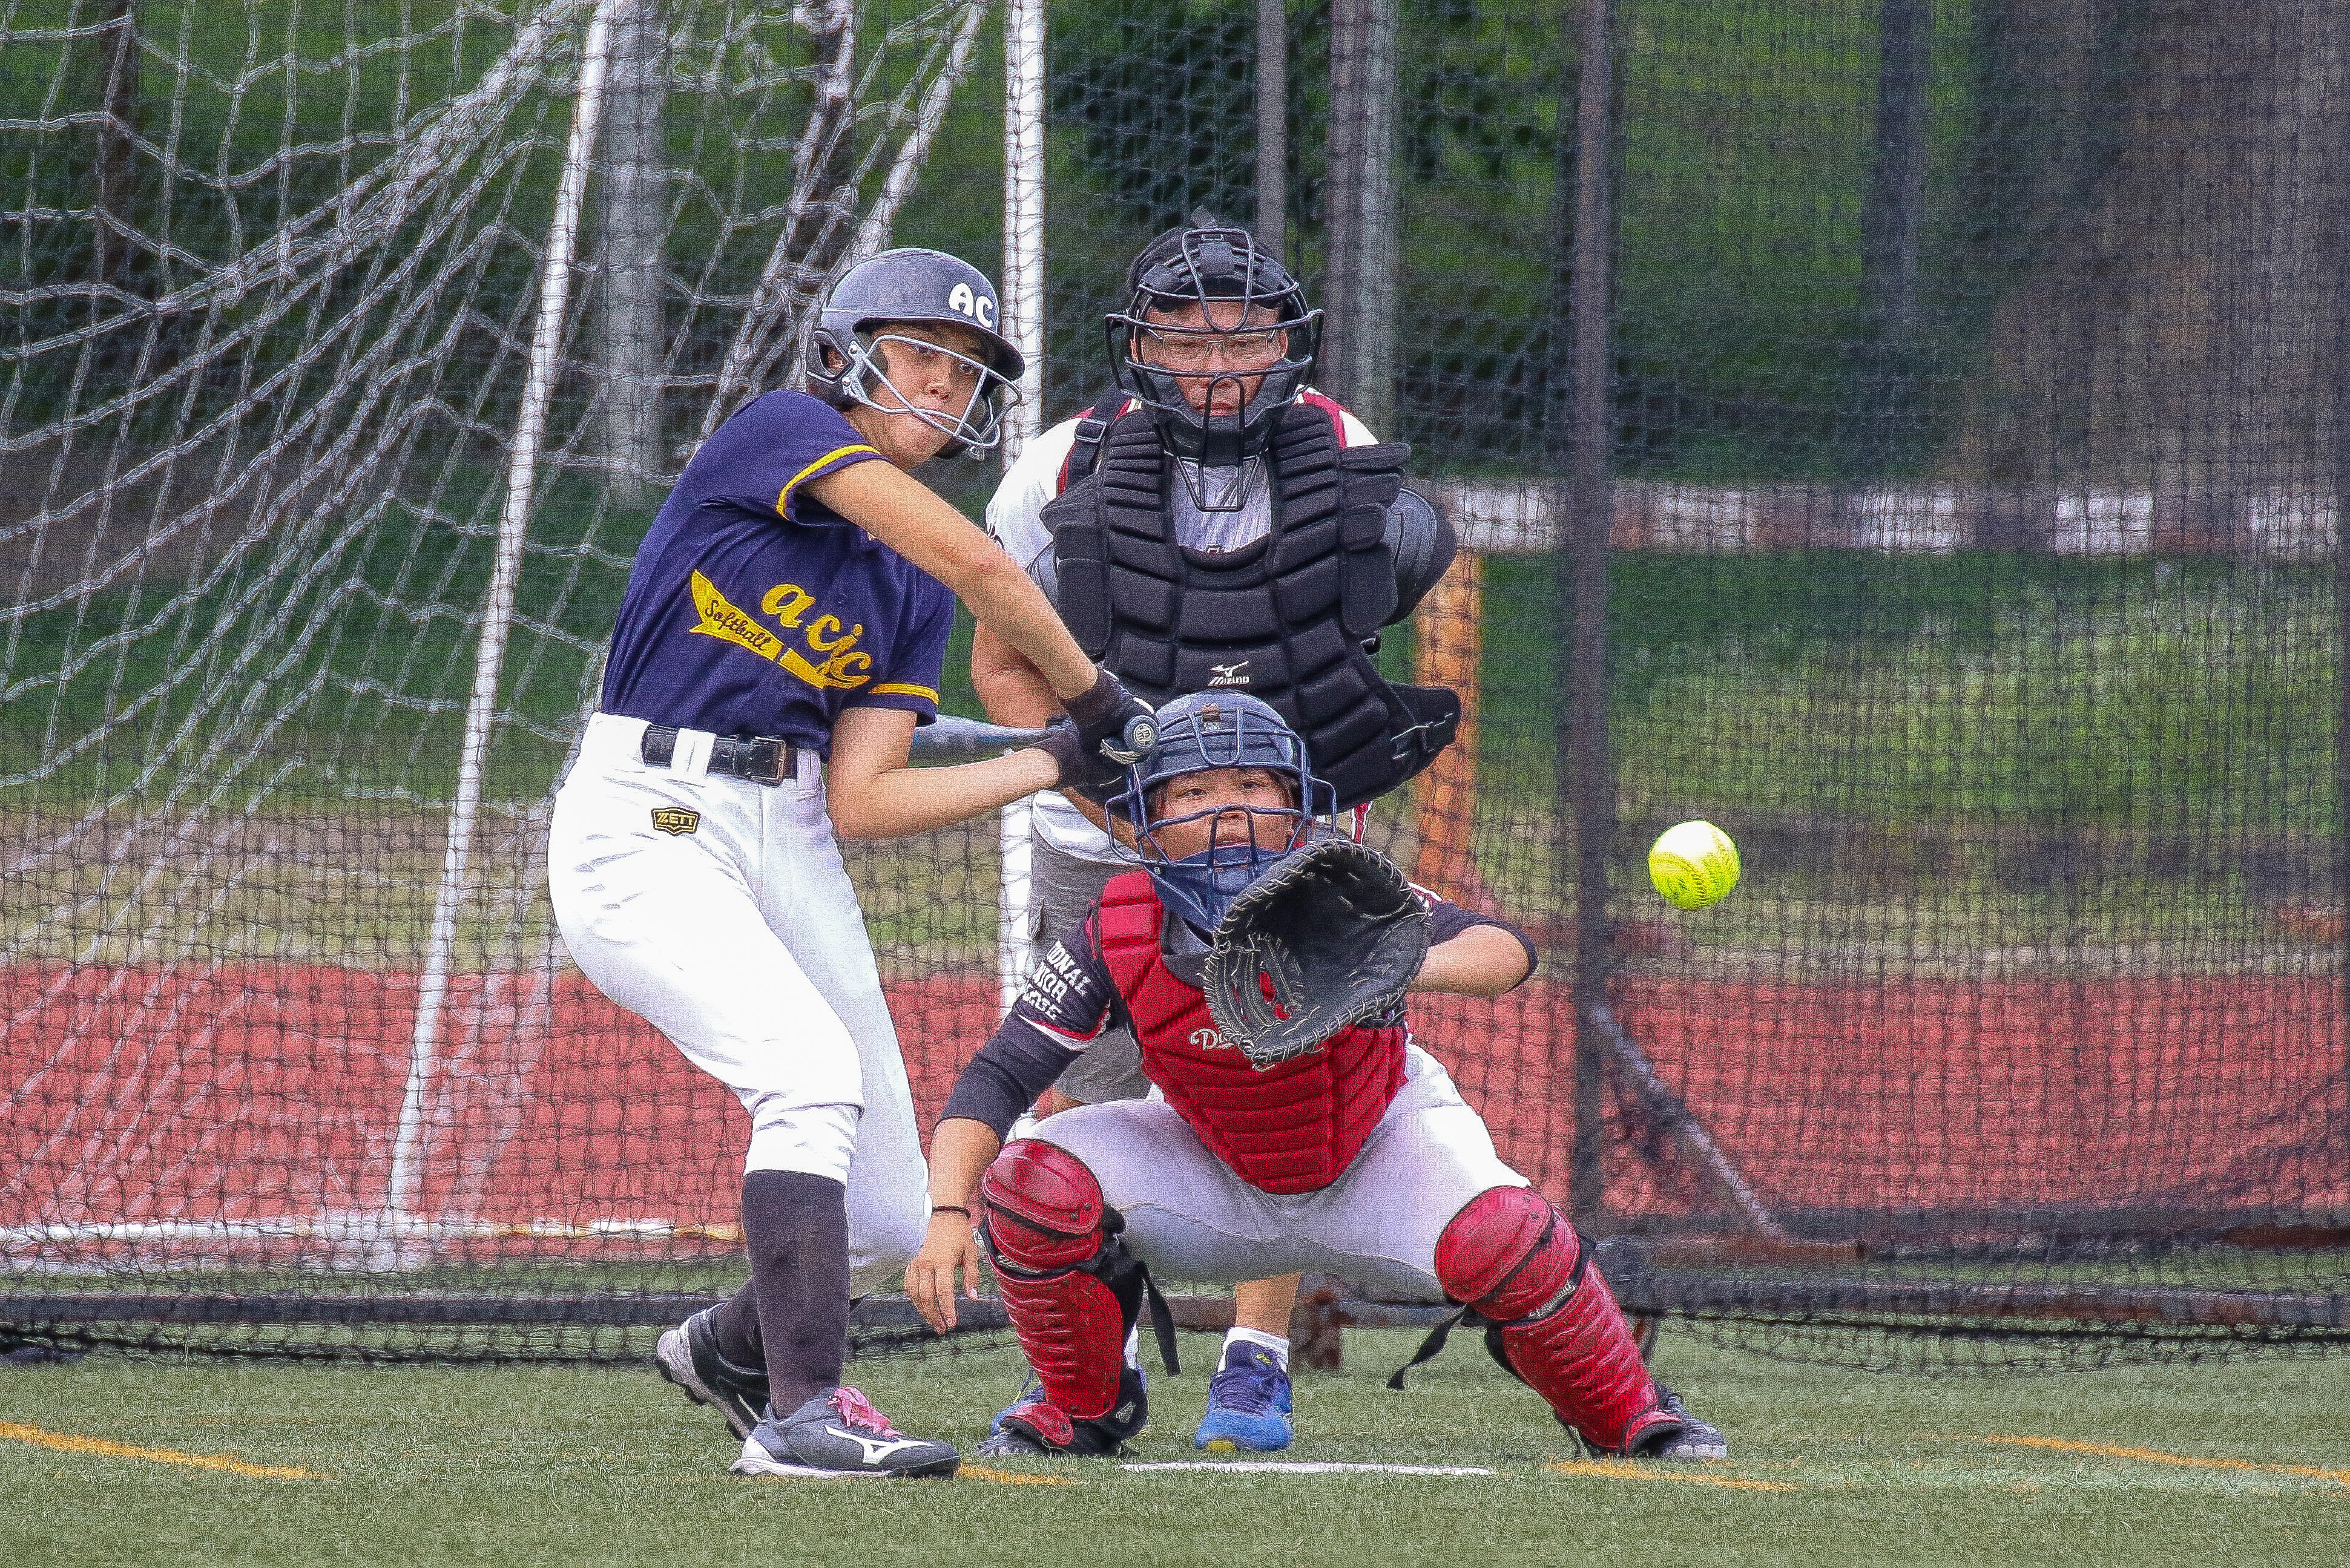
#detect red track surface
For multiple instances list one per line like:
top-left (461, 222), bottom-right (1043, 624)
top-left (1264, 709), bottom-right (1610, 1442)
top-left (5, 964), bottom-right (2344, 1238)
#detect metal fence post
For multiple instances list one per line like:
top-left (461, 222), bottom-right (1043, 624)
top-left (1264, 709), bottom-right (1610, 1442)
top-left (1256, 0), bottom-right (1287, 258)
top-left (1323, 0), bottom-right (1400, 433)
top-left (1564, 0), bottom-right (1616, 1222)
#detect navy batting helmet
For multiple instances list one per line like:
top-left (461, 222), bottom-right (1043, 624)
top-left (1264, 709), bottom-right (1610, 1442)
top-left (1111, 692), bottom-right (1339, 933)
top-left (806, 248), bottom-right (1025, 456)
top-left (1106, 216), bottom-right (1322, 494)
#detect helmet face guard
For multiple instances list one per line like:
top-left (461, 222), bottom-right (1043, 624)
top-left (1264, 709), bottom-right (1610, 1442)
top-left (823, 329), bottom-right (1019, 455)
top-left (1106, 224), bottom-right (1322, 505)
top-left (1109, 693), bottom-right (1339, 933)
top-left (805, 248), bottom-right (1025, 459)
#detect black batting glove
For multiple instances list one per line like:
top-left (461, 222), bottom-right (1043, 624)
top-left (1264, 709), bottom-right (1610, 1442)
top-left (1025, 718), bottom-right (1090, 792)
top-left (1063, 669), bottom-right (1156, 790)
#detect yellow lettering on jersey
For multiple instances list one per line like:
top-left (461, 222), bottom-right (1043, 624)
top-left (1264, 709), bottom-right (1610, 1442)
top-left (694, 572), bottom-right (874, 691)
top-left (805, 614), bottom-right (863, 653)
top-left (760, 583), bottom-right (815, 628)
top-left (780, 645), bottom-right (873, 691)
top-left (689, 571), bottom-right (782, 661)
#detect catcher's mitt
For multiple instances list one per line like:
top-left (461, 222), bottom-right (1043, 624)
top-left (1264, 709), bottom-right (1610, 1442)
top-left (1202, 839), bottom-right (1431, 1068)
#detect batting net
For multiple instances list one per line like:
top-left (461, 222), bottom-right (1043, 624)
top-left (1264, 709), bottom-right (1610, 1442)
top-left (6, 0), bottom-right (2349, 1372)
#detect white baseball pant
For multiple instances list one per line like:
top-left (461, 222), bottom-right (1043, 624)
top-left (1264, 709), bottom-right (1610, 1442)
top-left (1025, 1046), bottom-right (1527, 1297)
top-left (547, 712), bottom-right (927, 1293)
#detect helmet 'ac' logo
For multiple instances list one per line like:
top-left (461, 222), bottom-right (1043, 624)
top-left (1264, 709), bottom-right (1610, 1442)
top-left (651, 807), bottom-right (700, 836)
top-left (946, 283), bottom-right (996, 330)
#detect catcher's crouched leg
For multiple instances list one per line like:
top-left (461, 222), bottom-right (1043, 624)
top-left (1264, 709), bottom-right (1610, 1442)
top-left (976, 1140), bottom-right (1150, 1457)
top-left (1435, 1186), bottom-right (1725, 1460)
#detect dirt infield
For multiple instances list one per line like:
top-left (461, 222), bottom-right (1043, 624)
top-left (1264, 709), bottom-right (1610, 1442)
top-left (5, 963), bottom-right (2344, 1241)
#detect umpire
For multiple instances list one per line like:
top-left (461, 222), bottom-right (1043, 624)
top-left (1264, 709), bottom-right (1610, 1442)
top-left (968, 217), bottom-right (1460, 1451)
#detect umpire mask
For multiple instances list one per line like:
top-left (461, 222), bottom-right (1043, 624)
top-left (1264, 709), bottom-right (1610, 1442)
top-left (1105, 218), bottom-right (1321, 508)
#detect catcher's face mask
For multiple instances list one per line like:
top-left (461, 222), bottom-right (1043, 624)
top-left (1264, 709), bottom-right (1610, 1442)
top-left (1110, 694), bottom-right (1338, 933)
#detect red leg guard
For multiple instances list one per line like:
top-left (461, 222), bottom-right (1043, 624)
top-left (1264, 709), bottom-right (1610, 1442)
top-left (979, 1140), bottom-right (1132, 1424)
top-left (1435, 1187), bottom-right (1678, 1456)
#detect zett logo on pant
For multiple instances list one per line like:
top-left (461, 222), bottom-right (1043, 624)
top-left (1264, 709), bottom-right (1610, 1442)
top-left (651, 808), bottom-right (701, 836)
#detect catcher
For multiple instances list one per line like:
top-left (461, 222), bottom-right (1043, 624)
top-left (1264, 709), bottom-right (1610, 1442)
top-left (906, 694), bottom-right (1728, 1463)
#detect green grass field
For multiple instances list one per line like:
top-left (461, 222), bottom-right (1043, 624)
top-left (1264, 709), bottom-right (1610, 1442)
top-left (4, 1331), bottom-right (2345, 1567)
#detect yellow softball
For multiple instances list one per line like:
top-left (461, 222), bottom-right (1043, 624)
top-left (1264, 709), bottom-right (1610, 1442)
top-left (1648, 820), bottom-right (1740, 910)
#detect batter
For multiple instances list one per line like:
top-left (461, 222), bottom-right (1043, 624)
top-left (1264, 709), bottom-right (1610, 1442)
top-left (550, 248), bottom-right (1148, 1480)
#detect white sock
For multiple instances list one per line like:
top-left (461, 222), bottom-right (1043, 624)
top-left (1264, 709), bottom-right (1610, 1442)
top-left (1223, 1325), bottom-right (1291, 1370)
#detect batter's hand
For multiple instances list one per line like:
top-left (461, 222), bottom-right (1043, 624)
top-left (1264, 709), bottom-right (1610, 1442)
top-left (1063, 669), bottom-right (1156, 790)
top-left (1025, 717), bottom-right (1090, 792)
top-left (907, 1210), bottom-right (987, 1333)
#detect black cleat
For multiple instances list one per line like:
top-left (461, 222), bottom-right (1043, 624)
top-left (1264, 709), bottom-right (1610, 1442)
top-left (654, 1307), bottom-right (768, 1442)
top-left (1629, 1386), bottom-right (1729, 1461)
top-left (975, 1365), bottom-right (1147, 1458)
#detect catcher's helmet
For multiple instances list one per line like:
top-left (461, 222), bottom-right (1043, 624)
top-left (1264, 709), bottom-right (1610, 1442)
top-left (1106, 216), bottom-right (1322, 499)
top-left (806, 248), bottom-right (1025, 456)
top-left (1110, 692), bottom-right (1339, 934)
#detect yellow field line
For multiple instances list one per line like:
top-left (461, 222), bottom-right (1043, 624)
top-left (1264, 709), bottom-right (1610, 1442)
top-left (1980, 1434), bottom-right (2350, 1488)
top-left (1550, 1458), bottom-right (1796, 1492)
top-left (0, 1419), bottom-right (320, 1480)
top-left (961, 1463), bottom-right (1073, 1486)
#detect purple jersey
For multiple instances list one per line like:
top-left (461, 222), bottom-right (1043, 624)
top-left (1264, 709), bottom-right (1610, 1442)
top-left (599, 390), bottom-right (952, 753)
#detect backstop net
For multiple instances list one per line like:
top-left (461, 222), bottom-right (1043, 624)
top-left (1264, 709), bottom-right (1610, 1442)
top-left (4, 0), bottom-right (2346, 1371)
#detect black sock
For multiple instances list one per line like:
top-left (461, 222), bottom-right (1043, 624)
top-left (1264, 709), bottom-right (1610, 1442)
top-left (741, 1170), bottom-right (851, 1417)
top-left (707, 1279), bottom-right (766, 1376)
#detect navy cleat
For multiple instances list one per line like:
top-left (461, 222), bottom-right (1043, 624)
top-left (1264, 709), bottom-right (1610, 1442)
top-left (730, 1387), bottom-right (959, 1479)
top-left (976, 1365), bottom-right (1148, 1458)
top-left (1628, 1386), bottom-right (1729, 1461)
top-left (654, 1307), bottom-right (768, 1442)
top-left (987, 1374), bottom-right (1043, 1438)
top-left (1192, 1341), bottom-right (1294, 1453)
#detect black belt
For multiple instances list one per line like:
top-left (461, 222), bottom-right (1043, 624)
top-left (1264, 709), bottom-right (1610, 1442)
top-left (640, 726), bottom-right (798, 787)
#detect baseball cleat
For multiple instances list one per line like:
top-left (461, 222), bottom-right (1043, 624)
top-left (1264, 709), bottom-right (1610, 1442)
top-left (987, 1374), bottom-right (1043, 1438)
top-left (654, 1307), bottom-right (768, 1442)
top-left (730, 1387), bottom-right (959, 1480)
top-left (1628, 1386), bottom-right (1729, 1461)
top-left (972, 1419), bottom-right (1056, 1458)
top-left (976, 1366), bottom-right (1148, 1458)
top-left (1193, 1342), bottom-right (1294, 1453)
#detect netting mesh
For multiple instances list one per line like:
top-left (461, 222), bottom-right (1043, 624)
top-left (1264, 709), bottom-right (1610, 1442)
top-left (5, 0), bottom-right (2348, 1372)
top-left (1, 0), bottom-right (1003, 1360)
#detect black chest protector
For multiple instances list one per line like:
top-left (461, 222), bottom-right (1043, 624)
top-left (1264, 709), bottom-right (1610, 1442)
top-left (1044, 399), bottom-right (1460, 810)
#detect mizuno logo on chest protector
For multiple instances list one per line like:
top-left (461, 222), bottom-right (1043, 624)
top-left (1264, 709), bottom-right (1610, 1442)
top-left (1208, 660), bottom-right (1251, 686)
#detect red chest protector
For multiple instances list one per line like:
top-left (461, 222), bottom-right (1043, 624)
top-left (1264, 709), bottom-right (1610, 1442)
top-left (1093, 871), bottom-right (1407, 1195)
